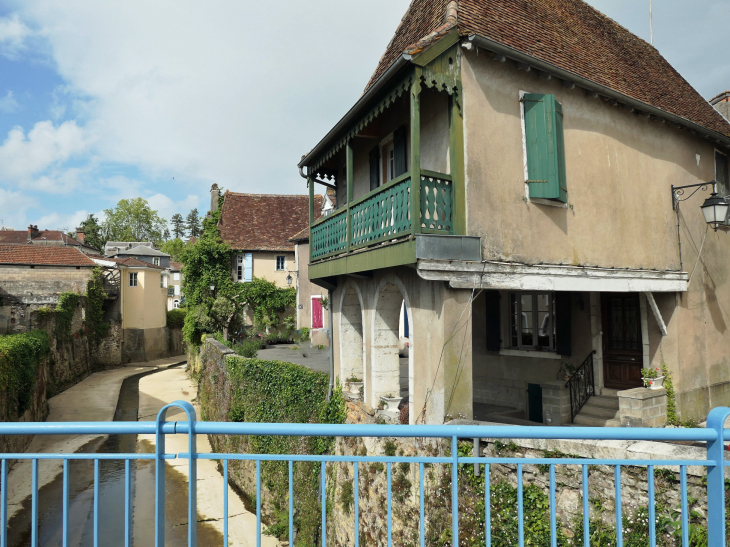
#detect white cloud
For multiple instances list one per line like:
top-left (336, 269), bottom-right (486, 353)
top-left (0, 187), bottom-right (36, 230)
top-left (33, 209), bottom-right (88, 232)
top-left (146, 193), bottom-right (201, 225)
top-left (0, 13), bottom-right (32, 59)
top-left (0, 120), bottom-right (91, 191)
top-left (0, 91), bottom-right (19, 113)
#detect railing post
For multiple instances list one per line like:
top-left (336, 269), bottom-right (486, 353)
top-left (346, 139), bottom-right (353, 252)
top-left (707, 407), bottom-right (730, 546)
top-left (410, 68), bottom-right (422, 237)
top-left (308, 176), bottom-right (314, 263)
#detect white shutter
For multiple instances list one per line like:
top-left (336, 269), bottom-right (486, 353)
top-left (244, 253), bottom-right (253, 282)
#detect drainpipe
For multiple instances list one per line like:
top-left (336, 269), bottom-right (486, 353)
top-left (327, 290), bottom-right (334, 401)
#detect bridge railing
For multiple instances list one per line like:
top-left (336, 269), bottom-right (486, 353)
top-left (1, 401), bottom-right (729, 547)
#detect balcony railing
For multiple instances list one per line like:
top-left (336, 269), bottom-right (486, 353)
top-left (311, 169), bottom-right (453, 260)
top-left (2, 401), bottom-right (729, 547)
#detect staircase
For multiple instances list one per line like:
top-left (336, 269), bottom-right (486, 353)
top-left (573, 395), bottom-right (620, 427)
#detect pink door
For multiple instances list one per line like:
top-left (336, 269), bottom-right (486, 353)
top-left (312, 297), bottom-right (324, 329)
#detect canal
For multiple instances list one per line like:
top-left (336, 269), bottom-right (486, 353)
top-left (7, 367), bottom-right (223, 546)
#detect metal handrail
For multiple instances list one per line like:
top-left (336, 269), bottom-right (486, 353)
top-left (565, 349), bottom-right (597, 422)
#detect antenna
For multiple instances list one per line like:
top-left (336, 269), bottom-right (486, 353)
top-left (650, 0), bottom-right (653, 45)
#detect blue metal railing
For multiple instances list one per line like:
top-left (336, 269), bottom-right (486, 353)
top-left (0, 401), bottom-right (729, 547)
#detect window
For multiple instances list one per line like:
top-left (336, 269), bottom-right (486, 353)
top-left (173, 272), bottom-right (180, 281)
top-left (522, 93), bottom-right (567, 203)
top-left (276, 256), bottom-right (285, 271)
top-left (380, 126), bottom-right (407, 183)
top-left (716, 150), bottom-right (729, 196)
top-left (508, 292), bottom-right (554, 351)
top-left (129, 272), bottom-right (138, 287)
top-left (153, 257), bottom-right (160, 266)
top-left (236, 253), bottom-right (252, 282)
top-left (369, 147), bottom-right (380, 191)
top-left (173, 300), bottom-right (180, 308)
top-left (160, 274), bottom-right (164, 288)
top-left (174, 285), bottom-right (180, 296)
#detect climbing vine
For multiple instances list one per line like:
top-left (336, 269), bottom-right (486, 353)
top-left (54, 292), bottom-right (80, 342)
top-left (0, 330), bottom-right (50, 418)
top-left (86, 267), bottom-right (109, 346)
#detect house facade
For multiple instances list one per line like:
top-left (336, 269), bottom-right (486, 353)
top-left (168, 261), bottom-right (184, 310)
top-left (298, 0), bottom-right (730, 425)
top-left (289, 227), bottom-right (329, 339)
top-left (109, 245), bottom-right (171, 269)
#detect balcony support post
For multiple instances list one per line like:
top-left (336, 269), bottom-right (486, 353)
top-left (410, 67), bottom-right (422, 236)
top-left (346, 139), bottom-right (354, 252)
top-left (449, 83), bottom-right (466, 235)
top-left (308, 176), bottom-right (314, 263)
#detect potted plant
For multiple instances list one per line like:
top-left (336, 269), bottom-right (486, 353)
top-left (347, 376), bottom-right (363, 397)
top-left (380, 394), bottom-right (402, 413)
top-left (641, 366), bottom-right (665, 389)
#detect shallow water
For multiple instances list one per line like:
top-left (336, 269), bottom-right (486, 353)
top-left (7, 368), bottom-right (223, 546)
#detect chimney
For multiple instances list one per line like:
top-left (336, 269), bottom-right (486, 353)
top-left (210, 183), bottom-right (220, 213)
top-left (710, 90), bottom-right (730, 122)
top-left (75, 227), bottom-right (85, 242)
top-left (27, 224), bottom-right (39, 240)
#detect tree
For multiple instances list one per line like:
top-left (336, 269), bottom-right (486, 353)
top-left (160, 238), bottom-right (186, 262)
top-left (185, 209), bottom-right (202, 239)
top-left (171, 213), bottom-right (186, 239)
top-left (101, 198), bottom-right (168, 245)
top-left (79, 214), bottom-right (104, 251)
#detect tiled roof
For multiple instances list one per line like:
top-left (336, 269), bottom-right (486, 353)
top-left (365, 0), bottom-right (730, 137)
top-left (115, 245), bottom-right (169, 257)
top-left (218, 192), bottom-right (323, 252)
top-left (112, 257), bottom-right (166, 270)
top-left (0, 230), bottom-right (96, 252)
top-left (0, 244), bottom-right (97, 266)
top-left (169, 261), bottom-right (183, 271)
top-left (288, 227), bottom-right (309, 243)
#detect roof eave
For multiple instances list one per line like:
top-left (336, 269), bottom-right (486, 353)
top-left (298, 54), bottom-right (413, 169)
top-left (468, 34), bottom-right (730, 148)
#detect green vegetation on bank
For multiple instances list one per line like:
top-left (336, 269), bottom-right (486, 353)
top-left (0, 330), bottom-right (50, 418)
top-left (166, 308), bottom-right (186, 329)
top-left (198, 352), bottom-right (346, 546)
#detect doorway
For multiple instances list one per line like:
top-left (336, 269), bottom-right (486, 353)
top-left (601, 293), bottom-right (643, 390)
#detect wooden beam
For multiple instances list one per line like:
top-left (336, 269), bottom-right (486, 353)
top-left (410, 67), bottom-right (422, 237)
top-left (346, 140), bottom-right (353, 252)
top-left (449, 89), bottom-right (466, 235)
top-left (308, 177), bottom-right (314, 264)
top-left (314, 179), bottom-right (336, 190)
top-left (644, 292), bottom-right (668, 336)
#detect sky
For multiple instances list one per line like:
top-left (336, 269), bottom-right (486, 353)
top-left (0, 0), bottom-right (728, 233)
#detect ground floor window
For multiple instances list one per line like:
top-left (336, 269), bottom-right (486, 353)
top-left (508, 291), bottom-right (554, 351)
top-left (129, 272), bottom-right (138, 287)
top-left (173, 299), bottom-right (180, 308)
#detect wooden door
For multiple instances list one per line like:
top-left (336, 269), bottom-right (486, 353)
top-left (312, 297), bottom-right (324, 329)
top-left (601, 293), bottom-right (643, 390)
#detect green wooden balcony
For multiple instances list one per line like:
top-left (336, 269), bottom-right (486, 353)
top-left (310, 169), bottom-right (453, 261)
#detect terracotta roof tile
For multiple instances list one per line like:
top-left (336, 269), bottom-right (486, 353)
top-left (218, 192), bottom-right (323, 252)
top-left (288, 227), bottom-right (310, 243)
top-left (365, 0), bottom-right (730, 137)
top-left (0, 244), bottom-right (97, 266)
top-left (170, 261), bottom-right (184, 271)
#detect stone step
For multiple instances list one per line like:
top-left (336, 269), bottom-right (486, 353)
top-left (573, 414), bottom-right (621, 427)
top-left (582, 396), bottom-right (620, 410)
top-left (577, 405), bottom-right (619, 420)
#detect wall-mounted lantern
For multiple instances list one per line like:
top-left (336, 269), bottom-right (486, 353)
top-left (672, 181), bottom-right (728, 232)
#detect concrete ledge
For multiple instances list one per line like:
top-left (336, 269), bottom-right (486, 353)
top-left (619, 387), bottom-right (666, 400)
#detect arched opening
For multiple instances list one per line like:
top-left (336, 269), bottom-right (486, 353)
top-left (340, 286), bottom-right (364, 393)
top-left (373, 282), bottom-right (410, 409)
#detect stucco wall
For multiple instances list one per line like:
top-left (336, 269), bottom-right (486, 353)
top-left (461, 50), bottom-right (730, 420)
top-left (332, 266), bottom-right (472, 424)
top-left (121, 268), bottom-right (167, 330)
top-left (294, 242), bottom-right (329, 331)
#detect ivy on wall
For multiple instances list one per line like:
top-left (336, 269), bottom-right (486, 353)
top-left (0, 330), bottom-right (50, 419)
top-left (198, 351), bottom-right (346, 545)
top-left (54, 292), bottom-right (80, 342)
top-left (86, 267), bottom-right (109, 346)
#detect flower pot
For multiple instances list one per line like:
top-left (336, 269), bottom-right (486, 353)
top-left (348, 382), bottom-right (363, 397)
top-left (380, 397), bottom-right (402, 413)
top-left (643, 376), bottom-right (665, 390)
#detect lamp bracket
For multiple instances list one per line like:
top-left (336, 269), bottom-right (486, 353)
top-left (671, 181), bottom-right (715, 210)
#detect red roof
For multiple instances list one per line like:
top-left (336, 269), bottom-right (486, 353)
top-left (288, 227), bottom-right (309, 243)
top-left (365, 0), bottom-right (730, 137)
top-left (111, 257), bottom-right (166, 270)
top-left (0, 229), bottom-right (99, 252)
top-left (218, 192), bottom-right (323, 252)
top-left (170, 261), bottom-right (183, 271)
top-left (0, 244), bottom-right (97, 266)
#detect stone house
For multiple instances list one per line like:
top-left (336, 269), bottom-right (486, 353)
top-left (103, 241), bottom-right (153, 256)
top-left (297, 0), bottom-right (730, 425)
top-left (0, 244), bottom-right (97, 334)
top-left (168, 261), bottom-right (184, 310)
top-left (108, 244), bottom-right (171, 269)
top-left (0, 225), bottom-right (100, 255)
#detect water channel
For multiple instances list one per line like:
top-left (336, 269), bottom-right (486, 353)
top-left (7, 367), bottom-right (223, 546)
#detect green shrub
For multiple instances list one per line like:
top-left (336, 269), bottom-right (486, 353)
top-left (0, 330), bottom-right (50, 418)
top-left (86, 267), bottom-right (109, 345)
top-left (166, 308), bottom-right (186, 329)
top-left (233, 338), bottom-right (263, 358)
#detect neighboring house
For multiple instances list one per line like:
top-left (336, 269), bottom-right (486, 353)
top-left (0, 245), bottom-right (96, 334)
top-left (104, 241), bottom-right (154, 256)
top-left (712, 91), bottom-right (730, 122)
top-left (289, 227), bottom-right (329, 343)
top-left (298, 0), bottom-right (730, 425)
top-left (168, 261), bottom-right (184, 310)
top-left (95, 256), bottom-right (171, 362)
top-left (0, 225), bottom-right (100, 255)
top-left (110, 245), bottom-right (171, 269)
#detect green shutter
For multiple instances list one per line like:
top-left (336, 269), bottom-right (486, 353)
top-left (523, 93), bottom-right (567, 202)
top-left (369, 147), bottom-right (380, 191)
top-left (394, 126), bottom-right (407, 177)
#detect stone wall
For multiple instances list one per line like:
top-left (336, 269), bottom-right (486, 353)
top-left (121, 326), bottom-right (184, 363)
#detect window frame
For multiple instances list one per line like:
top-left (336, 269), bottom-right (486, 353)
top-left (129, 272), bottom-right (138, 287)
top-left (276, 255), bottom-right (286, 271)
top-left (715, 148), bottom-right (729, 195)
top-left (507, 291), bottom-right (555, 352)
top-left (153, 257), bottom-right (160, 266)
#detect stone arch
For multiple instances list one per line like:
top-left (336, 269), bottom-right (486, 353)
top-left (338, 279), bottom-right (365, 392)
top-left (371, 274), bottom-right (413, 420)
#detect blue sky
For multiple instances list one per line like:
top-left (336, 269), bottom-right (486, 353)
top-left (0, 1), bottom-right (728, 233)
